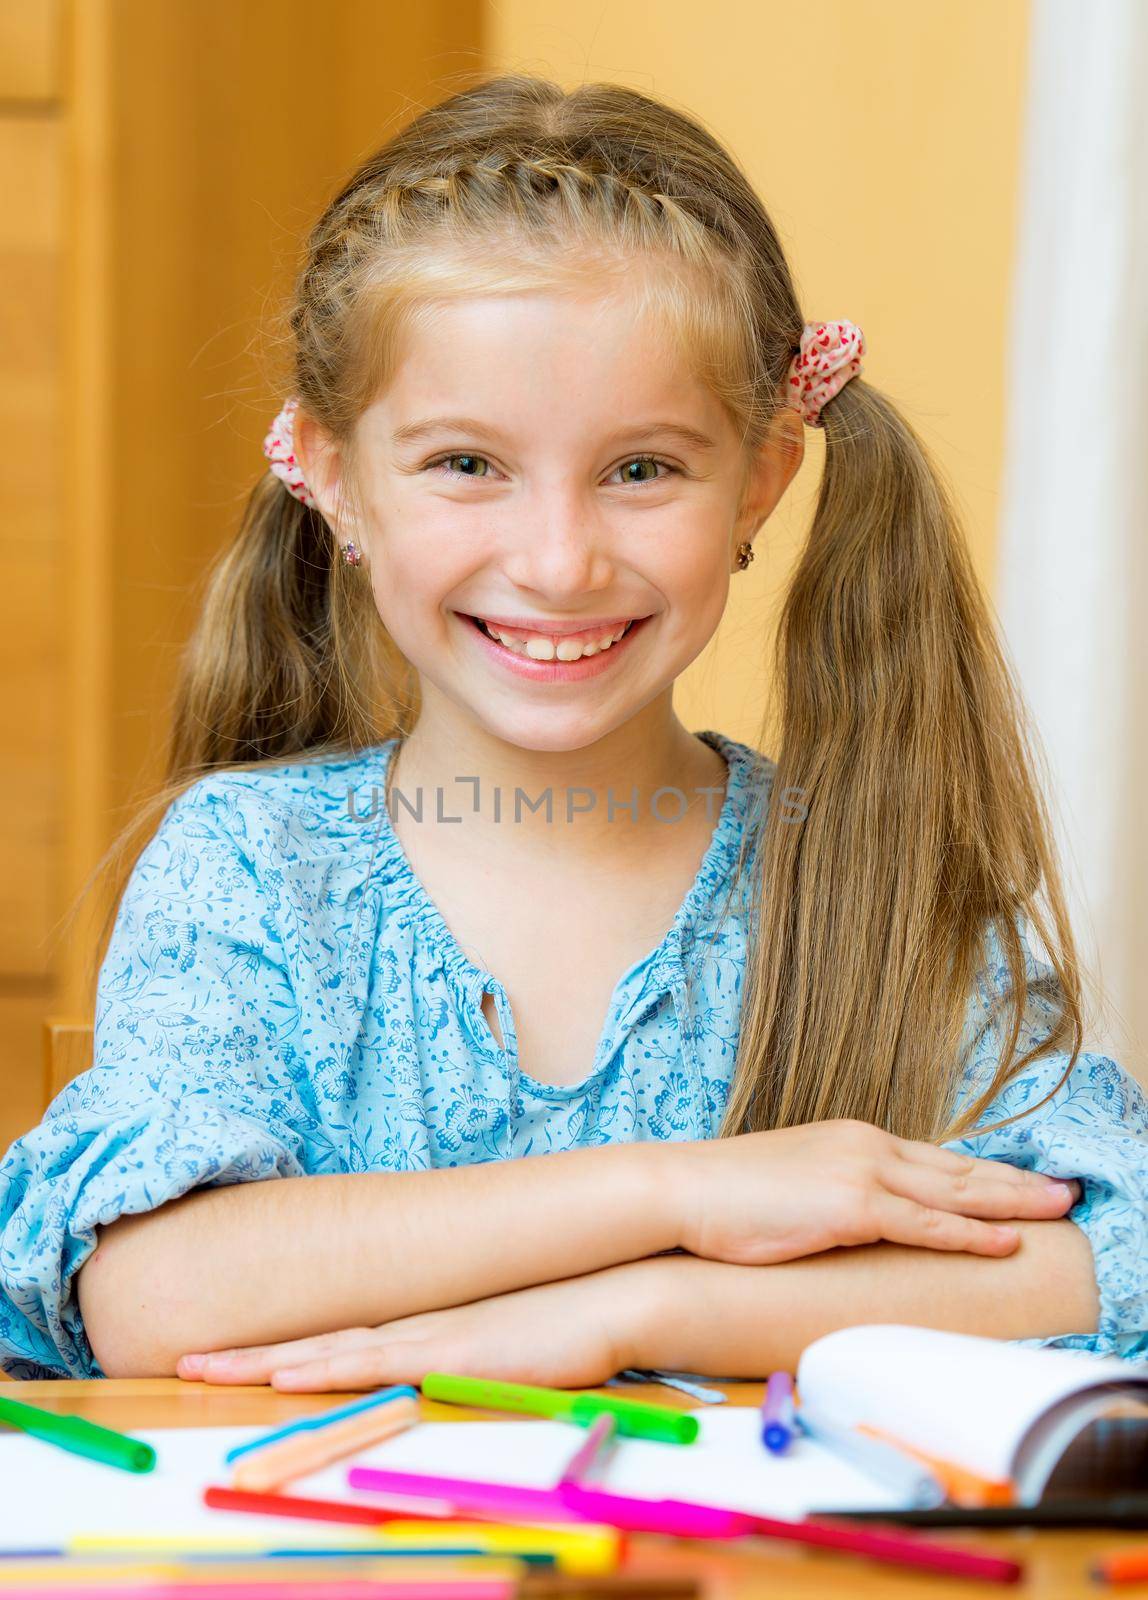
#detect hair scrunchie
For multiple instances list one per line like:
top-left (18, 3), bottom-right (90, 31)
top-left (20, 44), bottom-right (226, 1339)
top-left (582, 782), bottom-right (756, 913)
top-left (264, 321), bottom-right (865, 504)
top-left (263, 396), bottom-right (318, 508)
top-left (786, 320), bottom-right (865, 427)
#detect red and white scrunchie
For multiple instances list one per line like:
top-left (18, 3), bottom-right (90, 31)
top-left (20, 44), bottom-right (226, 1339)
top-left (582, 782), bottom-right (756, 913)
top-left (786, 320), bottom-right (865, 427)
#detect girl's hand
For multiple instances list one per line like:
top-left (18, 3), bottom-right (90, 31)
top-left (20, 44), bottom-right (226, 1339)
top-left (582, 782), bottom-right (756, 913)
top-left (674, 1120), bottom-right (1081, 1265)
top-left (175, 1264), bottom-right (652, 1392)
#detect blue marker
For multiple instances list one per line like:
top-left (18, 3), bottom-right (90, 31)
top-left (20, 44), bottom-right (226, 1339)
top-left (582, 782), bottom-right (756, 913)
top-left (760, 1369), bottom-right (796, 1453)
top-left (223, 1383), bottom-right (418, 1464)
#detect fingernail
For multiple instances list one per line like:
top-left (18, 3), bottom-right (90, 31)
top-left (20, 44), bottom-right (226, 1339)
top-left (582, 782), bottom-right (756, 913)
top-left (1048, 1182), bottom-right (1074, 1203)
top-left (994, 1224), bottom-right (1019, 1241)
top-left (178, 1354), bottom-right (206, 1376)
top-left (272, 1367), bottom-right (303, 1385)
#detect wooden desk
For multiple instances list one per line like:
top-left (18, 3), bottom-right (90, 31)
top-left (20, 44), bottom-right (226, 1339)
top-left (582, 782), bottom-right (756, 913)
top-left (4, 1378), bottom-right (1138, 1599)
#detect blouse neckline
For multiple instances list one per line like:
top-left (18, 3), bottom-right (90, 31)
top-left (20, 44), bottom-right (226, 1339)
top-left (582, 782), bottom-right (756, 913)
top-left (369, 728), bottom-right (760, 1100)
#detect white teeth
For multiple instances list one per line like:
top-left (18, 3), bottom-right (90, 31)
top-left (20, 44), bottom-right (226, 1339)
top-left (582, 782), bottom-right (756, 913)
top-left (481, 620), bottom-right (633, 661)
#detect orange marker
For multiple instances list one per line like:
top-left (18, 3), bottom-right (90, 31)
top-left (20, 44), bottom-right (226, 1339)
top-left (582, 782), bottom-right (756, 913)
top-left (231, 1395), bottom-right (419, 1492)
top-left (857, 1424), bottom-right (1015, 1508)
top-left (1093, 1545), bottom-right (1148, 1585)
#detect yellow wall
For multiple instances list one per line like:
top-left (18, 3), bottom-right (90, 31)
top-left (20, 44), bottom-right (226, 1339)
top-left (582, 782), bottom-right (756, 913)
top-left (483, 0), bottom-right (1031, 747)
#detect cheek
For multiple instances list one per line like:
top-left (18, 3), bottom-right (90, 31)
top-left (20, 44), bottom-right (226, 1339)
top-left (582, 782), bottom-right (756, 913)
top-left (651, 523), bottom-right (734, 624)
top-left (365, 530), bottom-right (475, 655)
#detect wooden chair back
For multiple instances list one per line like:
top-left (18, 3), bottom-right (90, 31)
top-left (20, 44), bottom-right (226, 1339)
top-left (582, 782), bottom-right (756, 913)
top-left (42, 1018), bottom-right (94, 1110)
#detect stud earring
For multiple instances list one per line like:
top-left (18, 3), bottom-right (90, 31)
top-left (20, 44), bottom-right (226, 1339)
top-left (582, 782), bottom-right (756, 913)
top-left (341, 540), bottom-right (363, 567)
top-left (734, 540), bottom-right (755, 571)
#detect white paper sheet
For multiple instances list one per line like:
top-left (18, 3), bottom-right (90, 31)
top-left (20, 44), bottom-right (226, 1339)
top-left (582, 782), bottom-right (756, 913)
top-left (0, 1408), bottom-right (904, 1547)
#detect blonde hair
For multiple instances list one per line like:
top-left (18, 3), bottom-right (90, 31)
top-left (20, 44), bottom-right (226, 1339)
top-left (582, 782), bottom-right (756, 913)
top-left (73, 71), bottom-right (1083, 1142)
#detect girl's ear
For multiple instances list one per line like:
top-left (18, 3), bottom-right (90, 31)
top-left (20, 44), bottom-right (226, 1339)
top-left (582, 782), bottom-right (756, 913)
top-left (292, 405), bottom-right (352, 533)
top-left (734, 405), bottom-right (805, 545)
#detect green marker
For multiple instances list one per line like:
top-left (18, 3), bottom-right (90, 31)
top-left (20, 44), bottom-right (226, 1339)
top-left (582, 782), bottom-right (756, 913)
top-left (0, 1393), bottom-right (156, 1473)
top-left (421, 1373), bottom-right (577, 1420)
top-left (420, 1373), bottom-right (698, 1444)
top-left (570, 1393), bottom-right (698, 1445)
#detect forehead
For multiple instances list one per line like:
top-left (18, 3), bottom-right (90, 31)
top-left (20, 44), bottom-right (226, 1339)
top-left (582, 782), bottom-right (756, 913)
top-left (360, 284), bottom-right (733, 445)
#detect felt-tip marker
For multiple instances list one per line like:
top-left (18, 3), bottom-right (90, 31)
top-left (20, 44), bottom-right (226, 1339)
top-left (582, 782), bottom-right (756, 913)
top-left (760, 1371), bottom-right (795, 1454)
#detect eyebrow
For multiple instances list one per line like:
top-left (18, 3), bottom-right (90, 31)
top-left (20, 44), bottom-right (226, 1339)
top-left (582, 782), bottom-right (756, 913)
top-left (391, 415), bottom-right (720, 453)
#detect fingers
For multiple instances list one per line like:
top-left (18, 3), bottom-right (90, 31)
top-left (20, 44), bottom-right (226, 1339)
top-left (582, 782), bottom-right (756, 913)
top-left (884, 1159), bottom-right (1079, 1222)
top-left (871, 1194), bottom-right (1022, 1256)
top-left (894, 1139), bottom-right (1082, 1201)
top-left (179, 1328), bottom-right (380, 1385)
top-left (271, 1340), bottom-right (431, 1393)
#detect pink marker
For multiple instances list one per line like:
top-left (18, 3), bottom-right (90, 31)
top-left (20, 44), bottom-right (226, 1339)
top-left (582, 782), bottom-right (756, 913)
top-left (558, 1413), bottom-right (617, 1486)
top-left (0, 1586), bottom-right (515, 1600)
top-left (347, 1466), bottom-right (571, 1524)
top-left (557, 1482), bottom-right (755, 1540)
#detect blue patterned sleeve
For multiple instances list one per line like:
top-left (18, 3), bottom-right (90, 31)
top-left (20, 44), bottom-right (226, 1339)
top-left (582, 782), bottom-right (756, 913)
top-left (0, 783), bottom-right (318, 1379)
top-left (943, 917), bottom-right (1148, 1361)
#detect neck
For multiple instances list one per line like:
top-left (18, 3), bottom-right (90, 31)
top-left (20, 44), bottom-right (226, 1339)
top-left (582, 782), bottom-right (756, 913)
top-left (387, 696), bottom-right (729, 858)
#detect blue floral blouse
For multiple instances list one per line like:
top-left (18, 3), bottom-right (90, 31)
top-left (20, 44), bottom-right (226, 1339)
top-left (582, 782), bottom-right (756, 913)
top-left (1, 729), bottom-right (1146, 1378)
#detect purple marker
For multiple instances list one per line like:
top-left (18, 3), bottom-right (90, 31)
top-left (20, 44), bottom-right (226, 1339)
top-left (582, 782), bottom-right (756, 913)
top-left (760, 1370), bottom-right (795, 1454)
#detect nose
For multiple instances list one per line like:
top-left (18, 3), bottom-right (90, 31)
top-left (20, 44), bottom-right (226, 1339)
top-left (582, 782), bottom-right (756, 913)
top-left (499, 484), bottom-right (617, 600)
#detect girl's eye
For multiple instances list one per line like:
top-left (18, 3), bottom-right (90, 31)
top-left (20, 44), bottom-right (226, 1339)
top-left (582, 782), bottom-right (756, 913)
top-left (424, 453), bottom-right (679, 485)
top-left (430, 453), bottom-right (491, 479)
top-left (614, 456), bottom-right (677, 486)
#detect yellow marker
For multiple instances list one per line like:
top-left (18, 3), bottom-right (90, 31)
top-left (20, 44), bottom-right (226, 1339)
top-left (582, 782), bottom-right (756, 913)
top-left (74, 1521), bottom-right (619, 1575)
top-left (74, 1532), bottom-right (384, 1553)
top-left (378, 1518), bottom-right (621, 1575)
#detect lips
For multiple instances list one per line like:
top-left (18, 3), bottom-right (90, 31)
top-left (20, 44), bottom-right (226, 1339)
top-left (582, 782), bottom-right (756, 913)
top-left (470, 616), bottom-right (635, 649)
top-left (466, 614), bottom-right (639, 645)
top-left (461, 609), bottom-right (653, 678)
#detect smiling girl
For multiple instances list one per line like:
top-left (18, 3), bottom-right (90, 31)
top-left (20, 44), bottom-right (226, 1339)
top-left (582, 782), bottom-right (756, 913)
top-left (1, 74), bottom-right (1145, 1384)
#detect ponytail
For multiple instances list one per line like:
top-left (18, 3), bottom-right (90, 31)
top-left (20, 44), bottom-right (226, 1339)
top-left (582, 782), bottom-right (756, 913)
top-left (67, 469), bottom-right (415, 1009)
top-left (720, 380), bottom-right (1084, 1142)
top-left (166, 472), bottom-right (409, 782)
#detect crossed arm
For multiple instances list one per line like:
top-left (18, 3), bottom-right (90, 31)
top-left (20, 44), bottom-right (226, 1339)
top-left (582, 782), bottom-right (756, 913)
top-left (170, 1219), bottom-right (1099, 1392)
top-left (79, 1121), bottom-right (1101, 1385)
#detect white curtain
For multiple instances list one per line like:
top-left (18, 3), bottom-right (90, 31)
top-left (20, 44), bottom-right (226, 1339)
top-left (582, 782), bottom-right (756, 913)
top-left (997, 0), bottom-right (1148, 1077)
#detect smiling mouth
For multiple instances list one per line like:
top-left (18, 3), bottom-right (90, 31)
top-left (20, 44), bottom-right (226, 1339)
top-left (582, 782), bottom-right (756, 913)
top-left (465, 614), bottom-right (639, 662)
